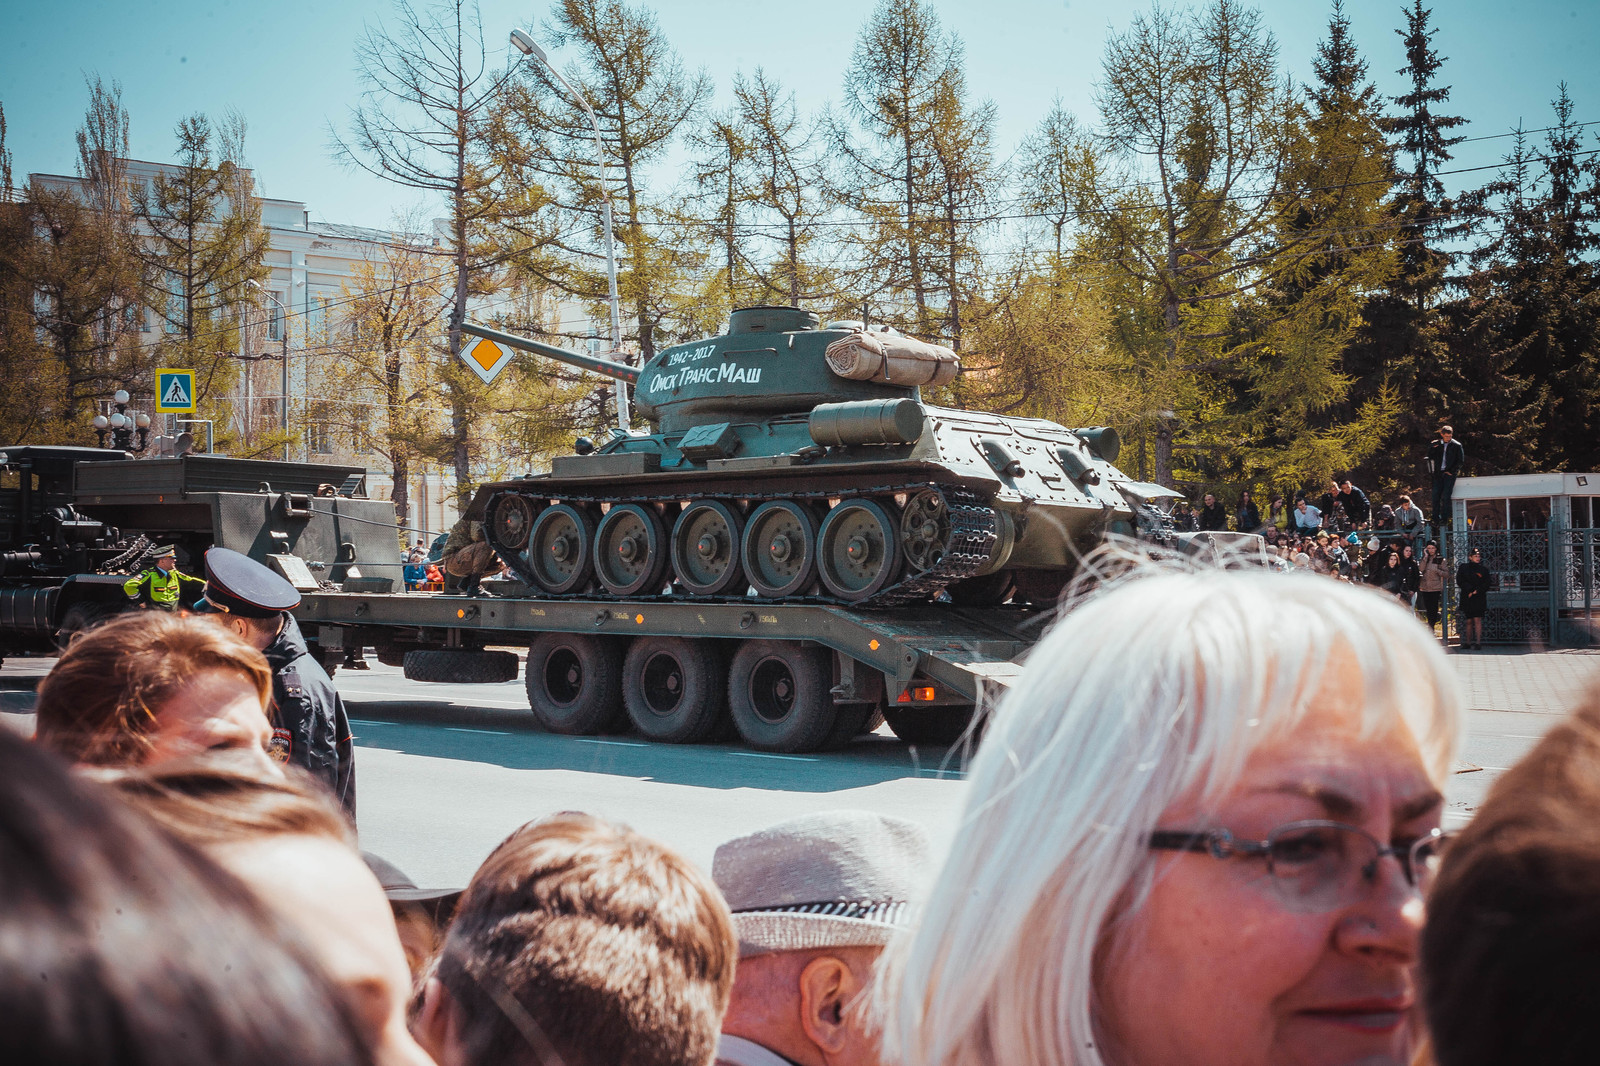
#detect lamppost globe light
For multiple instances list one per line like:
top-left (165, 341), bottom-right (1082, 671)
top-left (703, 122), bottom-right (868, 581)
top-left (134, 412), bottom-right (151, 429)
top-left (113, 389), bottom-right (130, 405)
top-left (109, 412), bottom-right (126, 429)
top-left (92, 415), bottom-right (109, 430)
top-left (509, 28), bottom-right (546, 63)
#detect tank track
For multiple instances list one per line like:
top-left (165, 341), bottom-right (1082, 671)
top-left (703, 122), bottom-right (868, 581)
top-left (487, 480), bottom-right (1000, 609)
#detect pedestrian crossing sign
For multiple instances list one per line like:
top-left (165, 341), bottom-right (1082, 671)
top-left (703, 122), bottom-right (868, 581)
top-left (155, 369), bottom-right (197, 413)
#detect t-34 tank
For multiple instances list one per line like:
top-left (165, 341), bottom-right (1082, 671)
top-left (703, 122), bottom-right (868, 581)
top-left (464, 306), bottom-right (1210, 606)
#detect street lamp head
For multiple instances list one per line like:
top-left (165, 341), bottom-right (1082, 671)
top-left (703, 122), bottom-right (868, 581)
top-left (248, 279), bottom-right (263, 291)
top-left (92, 415), bottom-right (109, 430)
top-left (108, 412), bottom-right (126, 429)
top-left (113, 389), bottom-right (130, 405)
top-left (510, 28), bottom-right (547, 63)
top-left (134, 412), bottom-right (151, 429)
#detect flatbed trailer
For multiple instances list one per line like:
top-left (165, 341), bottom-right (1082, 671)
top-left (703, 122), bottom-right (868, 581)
top-left (296, 588), bottom-right (1050, 752)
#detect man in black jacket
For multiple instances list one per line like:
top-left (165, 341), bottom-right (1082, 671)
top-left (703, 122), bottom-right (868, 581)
top-left (1338, 478), bottom-right (1372, 528)
top-left (1197, 492), bottom-right (1230, 531)
top-left (197, 547), bottom-right (356, 818)
top-left (1428, 426), bottom-right (1466, 529)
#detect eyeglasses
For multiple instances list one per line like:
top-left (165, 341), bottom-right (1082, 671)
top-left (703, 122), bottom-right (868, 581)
top-left (1148, 820), bottom-right (1451, 912)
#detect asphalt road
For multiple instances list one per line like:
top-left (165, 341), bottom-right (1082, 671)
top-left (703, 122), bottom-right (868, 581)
top-left (3, 648), bottom-right (1596, 892)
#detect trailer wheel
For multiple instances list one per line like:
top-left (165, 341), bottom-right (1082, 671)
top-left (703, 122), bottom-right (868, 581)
top-left (821, 702), bottom-right (878, 750)
top-left (728, 640), bottom-right (837, 753)
top-left (526, 632), bottom-right (625, 734)
top-left (403, 649), bottom-right (519, 684)
top-left (882, 706), bottom-right (976, 746)
top-left (622, 637), bottom-right (726, 743)
top-left (374, 643), bottom-right (409, 668)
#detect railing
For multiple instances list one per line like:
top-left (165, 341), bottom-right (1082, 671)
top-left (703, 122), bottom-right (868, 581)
top-left (1441, 526), bottom-right (1600, 646)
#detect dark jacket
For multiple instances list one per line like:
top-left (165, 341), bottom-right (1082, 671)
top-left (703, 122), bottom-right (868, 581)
top-left (1381, 562), bottom-right (1409, 596)
top-left (1457, 560), bottom-right (1493, 617)
top-left (265, 614), bottom-right (356, 818)
top-left (1237, 501), bottom-right (1261, 532)
top-left (1198, 501), bottom-right (1230, 531)
top-left (1399, 556), bottom-right (1421, 594)
top-left (1428, 437), bottom-right (1465, 478)
top-left (1340, 485), bottom-right (1371, 526)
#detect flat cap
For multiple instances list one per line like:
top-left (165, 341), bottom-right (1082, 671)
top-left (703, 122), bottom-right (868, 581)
top-left (149, 544), bottom-right (178, 558)
top-left (198, 547), bottom-right (301, 618)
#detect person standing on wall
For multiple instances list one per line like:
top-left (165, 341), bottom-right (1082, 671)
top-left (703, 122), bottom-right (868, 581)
top-left (1428, 425), bottom-right (1466, 530)
top-left (196, 548), bottom-right (357, 817)
top-left (121, 546), bottom-right (205, 612)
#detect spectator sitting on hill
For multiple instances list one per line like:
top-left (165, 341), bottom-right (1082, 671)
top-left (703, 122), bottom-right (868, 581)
top-left (714, 811), bottom-right (931, 1066)
top-left (1268, 495), bottom-right (1289, 530)
top-left (1197, 493), bottom-right (1230, 531)
top-left (1293, 497), bottom-right (1323, 536)
top-left (415, 812), bottom-right (736, 1066)
top-left (1339, 478), bottom-right (1372, 528)
top-left (1374, 504), bottom-right (1397, 532)
top-left (1395, 494), bottom-right (1427, 542)
top-left (1236, 491), bottom-right (1262, 533)
top-left (34, 612), bottom-right (276, 776)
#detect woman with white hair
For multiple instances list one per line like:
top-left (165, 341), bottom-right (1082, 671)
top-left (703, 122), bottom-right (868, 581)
top-left (878, 565), bottom-right (1461, 1066)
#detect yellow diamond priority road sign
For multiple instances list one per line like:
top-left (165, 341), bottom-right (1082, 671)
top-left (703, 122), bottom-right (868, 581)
top-left (460, 337), bottom-right (514, 385)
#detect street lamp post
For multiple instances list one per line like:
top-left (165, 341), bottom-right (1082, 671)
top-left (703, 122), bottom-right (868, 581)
top-left (91, 389), bottom-right (151, 453)
top-left (249, 280), bottom-right (292, 460)
top-left (510, 27), bottom-right (630, 432)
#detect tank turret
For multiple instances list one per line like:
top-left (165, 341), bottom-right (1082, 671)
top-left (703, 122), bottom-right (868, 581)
top-left (466, 307), bottom-right (1246, 607)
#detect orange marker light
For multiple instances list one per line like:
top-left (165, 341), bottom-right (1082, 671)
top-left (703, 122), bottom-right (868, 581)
top-left (897, 686), bottom-right (937, 703)
top-left (635, 614), bottom-right (644, 624)
top-left (869, 639), bottom-right (880, 651)
top-left (456, 608), bottom-right (465, 618)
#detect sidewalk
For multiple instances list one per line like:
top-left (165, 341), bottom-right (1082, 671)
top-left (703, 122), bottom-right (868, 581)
top-left (1451, 647), bottom-right (1599, 715)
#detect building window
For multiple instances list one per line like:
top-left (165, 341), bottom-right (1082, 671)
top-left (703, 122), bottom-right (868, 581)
top-left (267, 293), bottom-right (283, 340)
top-left (307, 403), bottom-right (335, 455)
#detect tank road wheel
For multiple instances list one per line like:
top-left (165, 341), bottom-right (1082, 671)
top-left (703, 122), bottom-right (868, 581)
top-left (525, 504), bottom-right (598, 595)
top-left (488, 493), bottom-right (536, 552)
top-left (622, 636), bottom-right (727, 743)
top-left (594, 503), bottom-right (669, 596)
top-left (945, 569), bottom-right (1016, 607)
top-left (742, 501), bottom-right (819, 598)
top-left (817, 498), bottom-right (902, 601)
top-left (728, 640), bottom-right (837, 753)
top-left (525, 632), bottom-right (626, 734)
top-left (671, 501), bottom-right (745, 596)
top-left (900, 488), bottom-right (951, 575)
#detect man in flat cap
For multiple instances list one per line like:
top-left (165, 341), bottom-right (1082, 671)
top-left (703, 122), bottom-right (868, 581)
top-left (122, 545), bottom-right (204, 611)
top-left (713, 810), bottom-right (932, 1066)
top-left (198, 547), bottom-right (356, 817)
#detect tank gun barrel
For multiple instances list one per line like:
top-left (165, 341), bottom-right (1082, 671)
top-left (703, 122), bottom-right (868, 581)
top-left (461, 322), bottom-right (640, 385)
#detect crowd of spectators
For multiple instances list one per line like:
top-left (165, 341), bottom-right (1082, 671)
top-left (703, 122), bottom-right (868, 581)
top-left (13, 556), bottom-right (1595, 1066)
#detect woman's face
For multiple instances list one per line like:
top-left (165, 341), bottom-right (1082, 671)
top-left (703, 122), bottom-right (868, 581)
top-left (215, 835), bottom-right (435, 1066)
top-left (150, 667), bottom-right (275, 774)
top-left (1388, 554), bottom-right (1400, 567)
top-left (1100, 673), bottom-right (1441, 1066)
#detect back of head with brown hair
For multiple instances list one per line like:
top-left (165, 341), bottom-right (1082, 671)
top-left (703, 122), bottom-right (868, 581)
top-left (436, 812), bottom-right (736, 1066)
top-left (104, 757), bottom-right (355, 849)
top-left (1422, 688), bottom-right (1600, 1066)
top-left (35, 611), bottom-right (271, 766)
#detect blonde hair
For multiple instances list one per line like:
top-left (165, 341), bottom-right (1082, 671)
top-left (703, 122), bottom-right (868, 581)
top-left (876, 562), bottom-right (1461, 1066)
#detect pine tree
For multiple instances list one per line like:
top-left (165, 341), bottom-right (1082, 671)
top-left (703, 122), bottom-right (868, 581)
top-left (1347, 0), bottom-right (1468, 491)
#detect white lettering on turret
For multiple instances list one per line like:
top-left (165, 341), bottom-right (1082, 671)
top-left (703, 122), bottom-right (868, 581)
top-left (649, 362), bottom-right (763, 390)
top-left (666, 343), bottom-right (717, 367)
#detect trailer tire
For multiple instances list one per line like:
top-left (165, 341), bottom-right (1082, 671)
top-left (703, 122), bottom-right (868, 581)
top-left (526, 633), bottom-right (625, 735)
top-left (728, 641), bottom-right (837, 753)
top-left (821, 701), bottom-right (878, 750)
top-left (883, 706), bottom-right (976, 747)
top-left (622, 637), bottom-right (726, 743)
top-left (403, 649), bottom-right (519, 684)
top-left (374, 643), bottom-right (409, 668)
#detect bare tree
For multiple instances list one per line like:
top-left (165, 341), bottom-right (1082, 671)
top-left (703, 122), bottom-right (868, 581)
top-left (334, 0), bottom-right (516, 504)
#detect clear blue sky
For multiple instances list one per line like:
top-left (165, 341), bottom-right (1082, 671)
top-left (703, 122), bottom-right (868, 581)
top-left (4, 0), bottom-right (1597, 230)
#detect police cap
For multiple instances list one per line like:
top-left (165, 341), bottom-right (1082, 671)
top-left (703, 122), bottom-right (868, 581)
top-left (199, 547), bottom-right (301, 618)
top-left (149, 544), bottom-right (178, 559)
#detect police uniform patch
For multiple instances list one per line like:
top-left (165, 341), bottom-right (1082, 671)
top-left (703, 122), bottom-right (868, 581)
top-left (268, 727), bottom-right (293, 763)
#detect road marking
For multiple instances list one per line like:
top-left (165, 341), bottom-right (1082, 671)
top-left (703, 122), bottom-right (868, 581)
top-left (338, 687), bottom-right (529, 708)
top-left (571, 738), bottom-right (648, 748)
top-left (728, 751), bottom-right (820, 762)
top-left (445, 727), bottom-right (511, 735)
top-left (348, 719), bottom-right (394, 726)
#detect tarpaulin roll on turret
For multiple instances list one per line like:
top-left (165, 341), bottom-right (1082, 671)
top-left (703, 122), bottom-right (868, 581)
top-left (824, 328), bottom-right (961, 387)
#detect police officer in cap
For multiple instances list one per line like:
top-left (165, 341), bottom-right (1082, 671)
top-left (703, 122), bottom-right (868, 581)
top-left (122, 545), bottom-right (205, 611)
top-left (197, 547), bottom-right (356, 817)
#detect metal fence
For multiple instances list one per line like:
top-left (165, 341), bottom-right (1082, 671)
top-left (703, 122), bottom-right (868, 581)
top-left (1442, 526), bottom-right (1600, 646)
